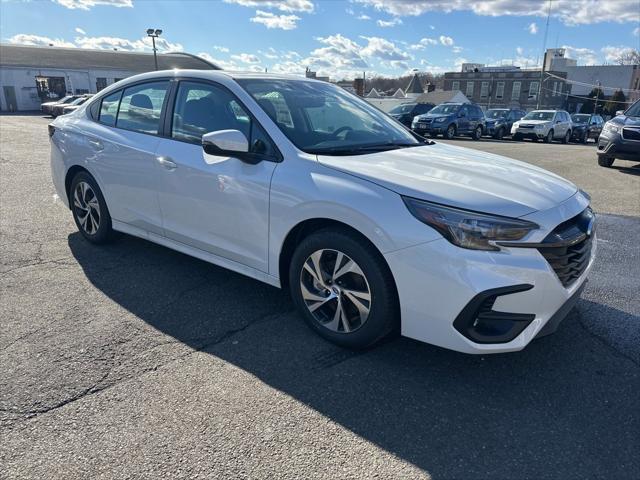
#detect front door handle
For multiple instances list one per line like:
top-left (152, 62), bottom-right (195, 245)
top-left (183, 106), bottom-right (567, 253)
top-left (156, 156), bottom-right (177, 170)
top-left (88, 138), bottom-right (103, 151)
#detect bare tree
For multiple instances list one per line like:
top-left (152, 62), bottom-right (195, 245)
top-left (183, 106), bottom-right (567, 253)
top-left (614, 49), bottom-right (640, 65)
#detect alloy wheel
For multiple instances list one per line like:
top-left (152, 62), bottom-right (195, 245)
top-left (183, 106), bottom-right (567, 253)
top-left (299, 249), bottom-right (371, 333)
top-left (73, 181), bottom-right (101, 235)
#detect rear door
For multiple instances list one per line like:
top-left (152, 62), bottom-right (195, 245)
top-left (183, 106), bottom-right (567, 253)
top-left (83, 81), bottom-right (169, 234)
top-left (458, 105), bottom-right (471, 133)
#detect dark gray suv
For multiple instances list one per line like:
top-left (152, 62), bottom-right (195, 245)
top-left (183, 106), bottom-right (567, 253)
top-left (412, 103), bottom-right (485, 140)
top-left (597, 100), bottom-right (640, 167)
top-left (484, 108), bottom-right (526, 139)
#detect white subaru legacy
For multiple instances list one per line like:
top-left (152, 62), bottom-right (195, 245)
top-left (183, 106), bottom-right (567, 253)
top-left (50, 70), bottom-right (596, 354)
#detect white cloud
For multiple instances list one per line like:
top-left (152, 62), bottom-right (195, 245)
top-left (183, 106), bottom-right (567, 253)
top-left (213, 45), bottom-right (230, 53)
top-left (516, 46), bottom-right (524, 55)
top-left (601, 45), bottom-right (637, 63)
top-left (439, 35), bottom-right (454, 46)
top-left (377, 18), bottom-right (402, 27)
top-left (360, 36), bottom-right (412, 61)
top-left (560, 45), bottom-right (598, 65)
top-left (75, 27), bottom-right (86, 35)
top-left (197, 53), bottom-right (238, 70)
top-left (355, 0), bottom-right (639, 25)
top-left (634, 27), bottom-right (640, 36)
top-left (223, 0), bottom-right (314, 12)
top-left (53, 0), bottom-right (132, 10)
top-left (528, 22), bottom-right (538, 34)
top-left (231, 52), bottom-right (261, 63)
top-left (408, 37), bottom-right (437, 50)
top-left (452, 46), bottom-right (463, 53)
top-left (8, 34), bottom-right (76, 48)
top-left (250, 10), bottom-right (300, 29)
top-left (357, 14), bottom-right (371, 20)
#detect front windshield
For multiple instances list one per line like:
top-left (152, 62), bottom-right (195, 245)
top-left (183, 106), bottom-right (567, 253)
top-left (62, 96), bottom-right (78, 104)
top-left (238, 79), bottom-right (420, 154)
top-left (485, 109), bottom-right (508, 119)
top-left (522, 111), bottom-right (554, 121)
top-left (571, 114), bottom-right (590, 124)
top-left (625, 100), bottom-right (640, 117)
top-left (428, 104), bottom-right (460, 115)
top-left (389, 103), bottom-right (416, 114)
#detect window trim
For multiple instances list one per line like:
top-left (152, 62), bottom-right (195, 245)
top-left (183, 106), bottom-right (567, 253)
top-left (165, 77), bottom-right (283, 163)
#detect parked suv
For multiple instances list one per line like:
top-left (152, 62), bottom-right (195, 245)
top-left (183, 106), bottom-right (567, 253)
top-left (483, 108), bottom-right (526, 139)
top-left (50, 70), bottom-right (595, 354)
top-left (570, 114), bottom-right (603, 143)
top-left (388, 102), bottom-right (434, 128)
top-left (511, 110), bottom-right (572, 143)
top-left (412, 102), bottom-right (485, 140)
top-left (597, 99), bottom-right (640, 167)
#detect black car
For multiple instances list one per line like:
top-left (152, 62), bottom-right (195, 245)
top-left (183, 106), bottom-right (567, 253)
top-left (412, 102), bottom-right (485, 140)
top-left (570, 113), bottom-right (604, 143)
top-left (483, 108), bottom-right (526, 139)
top-left (388, 102), bottom-right (435, 128)
top-left (597, 100), bottom-right (640, 167)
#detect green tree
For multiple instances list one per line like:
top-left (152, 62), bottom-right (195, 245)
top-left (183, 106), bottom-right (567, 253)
top-left (603, 89), bottom-right (627, 117)
top-left (580, 87), bottom-right (605, 114)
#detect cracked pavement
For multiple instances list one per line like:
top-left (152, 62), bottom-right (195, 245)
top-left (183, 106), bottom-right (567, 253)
top-left (1, 115), bottom-right (639, 479)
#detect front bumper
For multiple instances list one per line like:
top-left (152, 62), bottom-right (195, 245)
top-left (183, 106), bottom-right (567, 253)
top-left (597, 133), bottom-right (640, 161)
top-left (412, 122), bottom-right (445, 136)
top-left (512, 127), bottom-right (546, 139)
top-left (384, 196), bottom-right (595, 354)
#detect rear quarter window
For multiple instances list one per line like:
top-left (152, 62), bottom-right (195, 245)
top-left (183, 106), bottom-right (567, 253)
top-left (98, 90), bottom-right (122, 127)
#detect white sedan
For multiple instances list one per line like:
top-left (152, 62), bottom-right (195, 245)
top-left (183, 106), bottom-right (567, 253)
top-left (50, 70), bottom-right (596, 354)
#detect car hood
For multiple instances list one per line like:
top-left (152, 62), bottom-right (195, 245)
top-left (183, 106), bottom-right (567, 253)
top-left (317, 142), bottom-right (578, 218)
top-left (516, 119), bottom-right (550, 126)
top-left (417, 113), bottom-right (453, 120)
top-left (609, 115), bottom-right (640, 127)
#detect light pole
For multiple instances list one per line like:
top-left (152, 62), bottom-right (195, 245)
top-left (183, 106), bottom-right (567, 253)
top-left (594, 80), bottom-right (601, 114)
top-left (146, 28), bottom-right (163, 71)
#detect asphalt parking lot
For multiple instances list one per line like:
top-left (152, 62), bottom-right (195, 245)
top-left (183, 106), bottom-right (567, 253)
top-left (1, 114), bottom-right (639, 479)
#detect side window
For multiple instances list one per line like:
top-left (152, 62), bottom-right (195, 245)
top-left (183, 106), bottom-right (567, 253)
top-left (172, 81), bottom-right (277, 158)
top-left (98, 90), bottom-right (121, 127)
top-left (460, 105), bottom-right (470, 116)
top-left (417, 104), bottom-right (432, 114)
top-left (116, 81), bottom-right (169, 135)
top-left (473, 106), bottom-right (483, 118)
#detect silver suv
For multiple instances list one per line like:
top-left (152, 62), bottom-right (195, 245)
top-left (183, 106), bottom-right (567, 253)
top-left (511, 110), bottom-right (573, 143)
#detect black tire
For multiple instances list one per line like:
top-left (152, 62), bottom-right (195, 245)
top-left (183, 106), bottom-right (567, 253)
top-left (444, 124), bottom-right (456, 139)
top-left (494, 127), bottom-right (505, 140)
top-left (544, 130), bottom-right (554, 143)
top-left (562, 130), bottom-right (571, 144)
top-left (581, 131), bottom-right (588, 144)
top-left (289, 228), bottom-right (398, 349)
top-left (70, 171), bottom-right (114, 244)
top-left (597, 156), bottom-right (615, 168)
top-left (472, 125), bottom-right (483, 140)
top-left (512, 133), bottom-right (522, 141)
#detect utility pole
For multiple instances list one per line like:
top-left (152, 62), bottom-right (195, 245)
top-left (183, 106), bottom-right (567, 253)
top-left (537, 0), bottom-right (552, 109)
top-left (146, 28), bottom-right (163, 71)
top-left (594, 80), bottom-right (601, 114)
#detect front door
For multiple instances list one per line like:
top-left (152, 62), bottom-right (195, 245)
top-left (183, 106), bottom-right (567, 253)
top-left (2, 86), bottom-right (17, 111)
top-left (154, 80), bottom-right (278, 272)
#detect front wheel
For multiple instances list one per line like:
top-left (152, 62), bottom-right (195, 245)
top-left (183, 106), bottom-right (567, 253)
top-left (494, 127), bottom-right (505, 140)
top-left (444, 124), bottom-right (456, 139)
top-left (472, 125), bottom-right (483, 140)
top-left (289, 229), bottom-right (398, 349)
top-left (598, 156), bottom-right (615, 168)
top-left (581, 131), bottom-right (588, 144)
top-left (544, 130), bottom-right (554, 143)
top-left (70, 171), bottom-right (114, 244)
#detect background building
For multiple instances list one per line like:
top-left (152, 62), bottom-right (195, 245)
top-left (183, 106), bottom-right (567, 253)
top-left (0, 44), bottom-right (218, 111)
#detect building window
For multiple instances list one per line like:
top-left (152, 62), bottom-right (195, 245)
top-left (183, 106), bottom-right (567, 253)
top-left (480, 81), bottom-right (489, 98)
top-left (452, 81), bottom-right (460, 91)
top-left (495, 82), bottom-right (505, 99)
top-left (512, 81), bottom-right (521, 100)
top-left (96, 78), bottom-right (108, 92)
top-left (528, 82), bottom-right (539, 99)
top-left (75, 88), bottom-right (89, 94)
top-left (466, 81), bottom-right (474, 97)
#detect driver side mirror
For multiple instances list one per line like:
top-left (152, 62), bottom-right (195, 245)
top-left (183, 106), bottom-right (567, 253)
top-left (615, 110), bottom-right (624, 116)
top-left (202, 129), bottom-right (260, 164)
top-left (458, 111), bottom-right (466, 118)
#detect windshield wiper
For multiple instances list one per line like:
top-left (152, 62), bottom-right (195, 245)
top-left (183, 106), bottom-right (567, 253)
top-left (308, 142), bottom-right (426, 156)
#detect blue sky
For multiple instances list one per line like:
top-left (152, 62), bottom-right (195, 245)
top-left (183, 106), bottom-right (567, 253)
top-left (2, 0), bottom-right (639, 79)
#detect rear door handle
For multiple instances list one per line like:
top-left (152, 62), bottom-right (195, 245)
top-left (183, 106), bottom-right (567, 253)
top-left (157, 156), bottom-right (177, 170)
top-left (88, 138), bottom-right (103, 151)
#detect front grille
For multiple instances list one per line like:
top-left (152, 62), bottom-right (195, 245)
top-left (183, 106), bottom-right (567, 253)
top-left (622, 127), bottom-right (640, 141)
top-left (537, 209), bottom-right (595, 287)
top-left (519, 124), bottom-right (535, 129)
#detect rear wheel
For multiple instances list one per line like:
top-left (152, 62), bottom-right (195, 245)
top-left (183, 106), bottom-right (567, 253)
top-left (562, 130), bottom-right (571, 144)
top-left (444, 124), bottom-right (456, 139)
top-left (581, 131), bottom-right (588, 144)
top-left (544, 130), bottom-right (554, 143)
top-left (494, 127), bottom-right (505, 140)
top-left (289, 229), bottom-right (398, 349)
top-left (512, 133), bottom-right (522, 141)
top-left (597, 156), bottom-right (615, 168)
top-left (70, 171), bottom-right (114, 244)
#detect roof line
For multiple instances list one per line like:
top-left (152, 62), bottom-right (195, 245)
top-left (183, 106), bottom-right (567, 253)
top-left (164, 51), bottom-right (222, 70)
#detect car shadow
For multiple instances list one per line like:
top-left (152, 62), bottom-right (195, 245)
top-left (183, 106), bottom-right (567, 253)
top-left (67, 232), bottom-right (639, 479)
top-left (612, 163), bottom-right (640, 176)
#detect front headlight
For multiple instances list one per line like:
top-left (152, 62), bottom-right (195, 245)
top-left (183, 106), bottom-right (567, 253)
top-left (602, 122), bottom-right (620, 135)
top-left (535, 124), bottom-right (546, 130)
top-left (403, 197), bottom-right (539, 251)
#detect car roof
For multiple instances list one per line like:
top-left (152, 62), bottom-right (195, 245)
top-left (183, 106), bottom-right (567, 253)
top-left (112, 69), bottom-right (322, 84)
